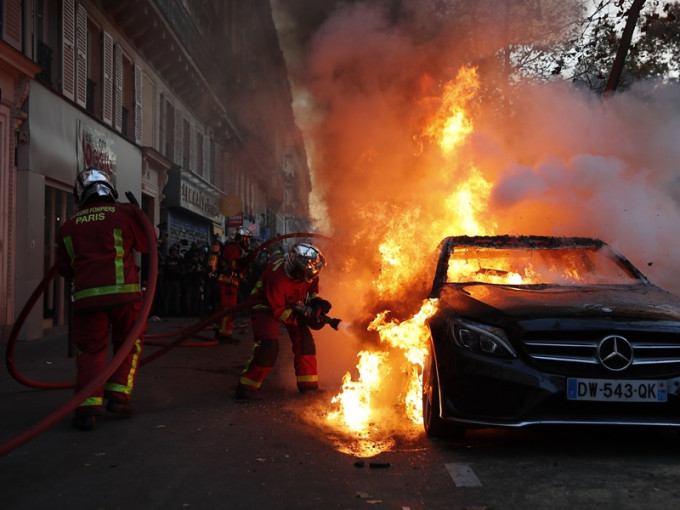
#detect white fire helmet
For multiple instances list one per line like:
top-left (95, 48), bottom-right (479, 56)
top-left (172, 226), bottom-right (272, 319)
top-left (233, 226), bottom-right (253, 250)
top-left (284, 243), bottom-right (326, 282)
top-left (73, 168), bottom-right (118, 207)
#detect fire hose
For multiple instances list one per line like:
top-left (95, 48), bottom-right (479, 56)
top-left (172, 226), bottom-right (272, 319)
top-left (1, 230), bottom-right (336, 456)
top-left (0, 200), bottom-right (157, 457)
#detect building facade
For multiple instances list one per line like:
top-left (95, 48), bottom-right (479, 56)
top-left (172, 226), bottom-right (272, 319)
top-left (0, 0), bottom-right (310, 341)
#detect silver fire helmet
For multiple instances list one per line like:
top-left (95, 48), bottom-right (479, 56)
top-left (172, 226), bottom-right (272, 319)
top-left (73, 168), bottom-right (118, 207)
top-left (284, 242), bottom-right (326, 282)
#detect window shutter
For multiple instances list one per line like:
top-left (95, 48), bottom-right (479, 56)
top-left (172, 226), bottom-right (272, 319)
top-left (174, 109), bottom-right (183, 166)
top-left (75, 4), bottom-right (88, 108)
top-left (203, 135), bottom-right (211, 181)
top-left (102, 32), bottom-right (113, 126)
top-left (62, 0), bottom-right (75, 101)
top-left (134, 64), bottom-right (143, 144)
top-left (160, 96), bottom-right (167, 157)
top-left (4, 0), bottom-right (22, 50)
top-left (190, 124), bottom-right (197, 173)
top-left (114, 44), bottom-right (123, 131)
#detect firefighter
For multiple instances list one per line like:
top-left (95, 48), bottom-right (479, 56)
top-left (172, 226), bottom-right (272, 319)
top-left (236, 242), bottom-right (332, 399)
top-left (56, 168), bottom-right (151, 431)
top-left (203, 234), bottom-right (223, 314)
top-left (216, 226), bottom-right (253, 342)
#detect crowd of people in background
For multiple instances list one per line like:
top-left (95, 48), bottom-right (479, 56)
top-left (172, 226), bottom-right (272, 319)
top-left (149, 233), bottom-right (270, 320)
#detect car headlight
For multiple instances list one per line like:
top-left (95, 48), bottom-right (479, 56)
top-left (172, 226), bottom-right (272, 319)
top-left (448, 317), bottom-right (517, 358)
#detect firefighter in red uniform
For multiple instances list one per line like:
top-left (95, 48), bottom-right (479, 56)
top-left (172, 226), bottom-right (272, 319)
top-left (216, 226), bottom-right (253, 342)
top-left (236, 242), bottom-right (332, 398)
top-left (204, 234), bottom-right (223, 314)
top-left (56, 168), bottom-right (151, 430)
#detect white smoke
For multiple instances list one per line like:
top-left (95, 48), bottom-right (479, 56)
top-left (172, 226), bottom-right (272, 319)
top-left (485, 80), bottom-right (680, 292)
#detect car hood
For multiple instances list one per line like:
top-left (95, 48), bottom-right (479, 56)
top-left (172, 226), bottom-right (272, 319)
top-left (438, 283), bottom-right (680, 323)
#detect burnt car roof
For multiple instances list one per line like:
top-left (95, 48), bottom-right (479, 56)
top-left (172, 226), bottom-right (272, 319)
top-left (429, 235), bottom-right (649, 297)
top-left (439, 235), bottom-right (605, 249)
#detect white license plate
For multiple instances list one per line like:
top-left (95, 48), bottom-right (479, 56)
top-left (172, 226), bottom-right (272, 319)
top-left (567, 378), bottom-right (668, 402)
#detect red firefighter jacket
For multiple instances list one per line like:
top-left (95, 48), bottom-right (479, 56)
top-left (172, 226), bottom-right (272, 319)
top-left (218, 241), bottom-right (249, 287)
top-left (56, 198), bottom-right (150, 312)
top-left (249, 256), bottom-right (320, 325)
top-left (206, 239), bottom-right (223, 274)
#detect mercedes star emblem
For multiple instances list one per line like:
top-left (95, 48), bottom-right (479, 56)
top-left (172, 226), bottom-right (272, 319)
top-left (597, 335), bottom-right (633, 371)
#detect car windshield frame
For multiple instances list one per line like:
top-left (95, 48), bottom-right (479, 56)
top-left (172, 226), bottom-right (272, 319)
top-left (430, 235), bottom-right (649, 295)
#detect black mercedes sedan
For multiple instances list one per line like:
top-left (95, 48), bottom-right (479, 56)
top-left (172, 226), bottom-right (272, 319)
top-left (422, 235), bottom-right (680, 439)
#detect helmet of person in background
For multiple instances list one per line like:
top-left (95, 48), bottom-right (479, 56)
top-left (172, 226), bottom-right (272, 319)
top-left (233, 226), bottom-right (253, 250)
top-left (73, 168), bottom-right (118, 208)
top-left (284, 243), bottom-right (326, 282)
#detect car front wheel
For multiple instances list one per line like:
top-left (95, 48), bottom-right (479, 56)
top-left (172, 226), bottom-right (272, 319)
top-left (422, 352), bottom-right (466, 441)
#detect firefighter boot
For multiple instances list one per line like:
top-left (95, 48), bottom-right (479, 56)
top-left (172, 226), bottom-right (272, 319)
top-left (215, 329), bottom-right (238, 344)
top-left (234, 384), bottom-right (260, 401)
top-left (106, 397), bottom-right (136, 416)
top-left (72, 413), bottom-right (97, 431)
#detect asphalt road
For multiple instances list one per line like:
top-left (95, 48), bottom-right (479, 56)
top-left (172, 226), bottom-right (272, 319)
top-left (3, 315), bottom-right (680, 510)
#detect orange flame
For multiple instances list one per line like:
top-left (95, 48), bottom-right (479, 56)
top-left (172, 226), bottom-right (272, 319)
top-left (323, 66), bottom-right (492, 455)
top-left (327, 350), bottom-right (390, 433)
top-left (367, 299), bottom-right (439, 424)
top-left (421, 67), bottom-right (479, 156)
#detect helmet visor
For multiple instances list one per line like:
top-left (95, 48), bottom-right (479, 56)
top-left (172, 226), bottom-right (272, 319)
top-left (78, 168), bottom-right (113, 188)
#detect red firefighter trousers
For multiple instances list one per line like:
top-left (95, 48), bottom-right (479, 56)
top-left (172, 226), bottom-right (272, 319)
top-left (71, 300), bottom-right (145, 414)
top-left (217, 278), bottom-right (239, 337)
top-left (240, 311), bottom-right (318, 392)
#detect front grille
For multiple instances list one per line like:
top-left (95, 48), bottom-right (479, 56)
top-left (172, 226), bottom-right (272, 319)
top-left (522, 331), bottom-right (680, 378)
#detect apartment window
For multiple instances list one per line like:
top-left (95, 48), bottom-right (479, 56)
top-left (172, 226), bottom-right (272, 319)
top-left (164, 99), bottom-right (175, 160)
top-left (182, 118), bottom-right (190, 170)
top-left (35, 0), bottom-right (62, 88)
top-left (122, 55), bottom-right (134, 138)
top-left (197, 132), bottom-right (204, 177)
top-left (159, 93), bottom-right (166, 153)
top-left (86, 19), bottom-right (101, 116)
top-left (209, 138), bottom-right (216, 185)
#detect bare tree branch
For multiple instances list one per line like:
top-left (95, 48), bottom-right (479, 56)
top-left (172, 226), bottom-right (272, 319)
top-left (603, 0), bottom-right (646, 94)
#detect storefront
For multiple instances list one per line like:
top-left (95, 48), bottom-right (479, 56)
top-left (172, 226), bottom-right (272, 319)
top-left (162, 166), bottom-right (225, 257)
top-left (16, 81), bottom-right (143, 340)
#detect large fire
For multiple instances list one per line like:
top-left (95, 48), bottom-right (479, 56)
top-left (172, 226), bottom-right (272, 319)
top-left (283, 0), bottom-right (680, 461)
top-left (321, 67), bottom-right (493, 456)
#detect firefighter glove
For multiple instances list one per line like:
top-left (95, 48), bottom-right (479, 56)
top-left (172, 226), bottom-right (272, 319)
top-left (310, 298), bottom-right (332, 315)
top-left (295, 303), bottom-right (315, 319)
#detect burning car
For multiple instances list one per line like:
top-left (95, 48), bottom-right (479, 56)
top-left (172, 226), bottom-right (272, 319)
top-left (423, 235), bottom-right (680, 439)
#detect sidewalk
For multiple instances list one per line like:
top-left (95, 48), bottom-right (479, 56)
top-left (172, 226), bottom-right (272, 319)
top-left (0, 312), bottom-right (338, 509)
top-left (1, 312), bottom-right (254, 437)
top-left (0, 313), bottom-right (252, 438)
